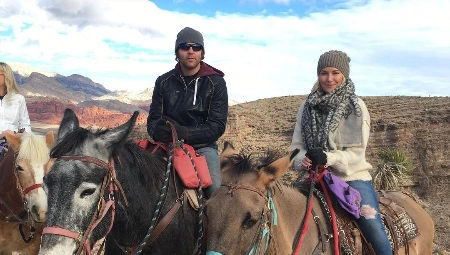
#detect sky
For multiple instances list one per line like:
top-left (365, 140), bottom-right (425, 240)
top-left (1, 0), bottom-right (449, 103)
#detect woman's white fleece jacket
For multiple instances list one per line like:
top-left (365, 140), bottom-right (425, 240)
top-left (0, 93), bottom-right (31, 133)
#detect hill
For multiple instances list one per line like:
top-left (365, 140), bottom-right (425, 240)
top-left (27, 97), bottom-right (147, 128)
top-left (130, 95), bottom-right (450, 253)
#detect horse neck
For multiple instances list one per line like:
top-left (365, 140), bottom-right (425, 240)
top-left (110, 149), bottom-right (177, 243)
top-left (270, 185), bottom-right (312, 252)
top-left (0, 149), bottom-right (25, 216)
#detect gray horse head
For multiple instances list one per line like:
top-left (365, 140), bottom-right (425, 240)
top-left (39, 108), bottom-right (138, 255)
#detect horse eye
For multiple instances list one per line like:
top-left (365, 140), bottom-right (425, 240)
top-left (242, 212), bottom-right (258, 229)
top-left (80, 188), bottom-right (96, 198)
top-left (16, 165), bottom-right (24, 172)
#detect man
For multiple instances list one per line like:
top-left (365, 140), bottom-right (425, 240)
top-left (147, 27), bottom-right (228, 198)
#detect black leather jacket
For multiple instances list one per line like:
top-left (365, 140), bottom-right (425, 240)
top-left (147, 62), bottom-right (228, 149)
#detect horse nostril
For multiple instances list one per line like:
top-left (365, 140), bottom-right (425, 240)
top-left (32, 205), bottom-right (38, 217)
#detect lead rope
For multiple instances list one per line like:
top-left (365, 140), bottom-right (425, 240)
top-left (19, 203), bottom-right (36, 243)
top-left (178, 140), bottom-right (204, 255)
top-left (0, 194), bottom-right (36, 243)
top-left (134, 144), bottom-right (174, 255)
top-left (247, 190), bottom-right (277, 255)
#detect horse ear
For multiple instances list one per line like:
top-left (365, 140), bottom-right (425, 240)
top-left (220, 141), bottom-right (239, 175)
top-left (45, 131), bottom-right (54, 148)
top-left (98, 111), bottom-right (139, 149)
top-left (220, 141), bottom-right (237, 163)
top-left (4, 131), bottom-right (21, 152)
top-left (258, 149), bottom-right (300, 186)
top-left (57, 108), bottom-right (79, 141)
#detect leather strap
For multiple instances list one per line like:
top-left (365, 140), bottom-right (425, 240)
top-left (22, 183), bottom-right (42, 195)
top-left (147, 196), bottom-right (183, 245)
top-left (115, 194), bottom-right (185, 254)
top-left (351, 228), bottom-right (362, 255)
top-left (186, 189), bottom-right (199, 211)
top-left (312, 210), bottom-right (327, 253)
top-left (384, 215), bottom-right (399, 255)
top-left (43, 226), bottom-right (81, 240)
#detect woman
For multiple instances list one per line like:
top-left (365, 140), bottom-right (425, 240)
top-left (0, 62), bottom-right (31, 138)
top-left (291, 50), bottom-right (392, 254)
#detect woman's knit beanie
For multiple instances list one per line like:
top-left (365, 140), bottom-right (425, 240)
top-left (317, 50), bottom-right (351, 78)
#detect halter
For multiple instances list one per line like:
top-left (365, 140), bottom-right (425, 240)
top-left (13, 152), bottom-right (43, 196)
top-left (221, 182), bottom-right (278, 255)
top-left (42, 155), bottom-right (128, 255)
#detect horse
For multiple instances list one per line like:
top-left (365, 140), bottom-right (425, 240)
top-left (0, 131), bottom-right (54, 255)
top-left (205, 142), bottom-right (435, 255)
top-left (39, 109), bottom-right (201, 255)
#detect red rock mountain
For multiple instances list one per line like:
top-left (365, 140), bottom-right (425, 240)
top-left (27, 97), bottom-right (147, 128)
top-left (11, 64), bottom-right (150, 128)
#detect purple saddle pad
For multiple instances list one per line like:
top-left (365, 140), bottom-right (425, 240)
top-left (323, 172), bottom-right (361, 219)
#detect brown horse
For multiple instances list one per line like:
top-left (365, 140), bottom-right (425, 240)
top-left (205, 142), bottom-right (435, 255)
top-left (0, 131), bottom-right (54, 255)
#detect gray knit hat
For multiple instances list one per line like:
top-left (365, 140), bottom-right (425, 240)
top-left (175, 27), bottom-right (204, 52)
top-left (317, 50), bottom-right (351, 78)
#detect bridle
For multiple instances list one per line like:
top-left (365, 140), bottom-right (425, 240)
top-left (14, 152), bottom-right (44, 196)
top-left (42, 155), bottom-right (128, 255)
top-left (220, 182), bottom-right (278, 255)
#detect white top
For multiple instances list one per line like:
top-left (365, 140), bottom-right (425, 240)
top-left (291, 98), bottom-right (373, 182)
top-left (0, 93), bottom-right (31, 133)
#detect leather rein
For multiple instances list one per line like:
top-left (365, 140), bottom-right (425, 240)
top-left (42, 155), bottom-right (128, 255)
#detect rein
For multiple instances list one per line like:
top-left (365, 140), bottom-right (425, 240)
top-left (42, 155), bottom-right (128, 255)
top-left (292, 166), bottom-right (339, 255)
top-left (221, 183), bottom-right (278, 255)
top-left (131, 141), bottom-right (177, 255)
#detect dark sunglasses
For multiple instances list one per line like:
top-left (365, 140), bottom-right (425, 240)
top-left (178, 43), bottom-right (203, 52)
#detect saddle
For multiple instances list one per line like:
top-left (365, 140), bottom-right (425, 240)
top-left (297, 183), bottom-right (420, 255)
top-left (134, 139), bottom-right (207, 210)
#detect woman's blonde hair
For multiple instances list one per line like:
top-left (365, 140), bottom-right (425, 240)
top-left (0, 62), bottom-right (21, 103)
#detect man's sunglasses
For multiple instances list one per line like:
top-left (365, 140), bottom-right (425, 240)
top-left (178, 43), bottom-right (203, 52)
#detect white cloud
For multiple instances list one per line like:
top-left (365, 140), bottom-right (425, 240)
top-left (0, 0), bottom-right (449, 102)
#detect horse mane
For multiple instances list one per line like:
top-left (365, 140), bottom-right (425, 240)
top-left (223, 149), bottom-right (282, 175)
top-left (18, 132), bottom-right (50, 165)
top-left (50, 127), bottom-right (105, 157)
top-left (50, 127), bottom-right (166, 189)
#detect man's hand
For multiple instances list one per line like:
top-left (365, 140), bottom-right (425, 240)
top-left (163, 117), bottom-right (188, 141)
top-left (153, 117), bottom-right (188, 143)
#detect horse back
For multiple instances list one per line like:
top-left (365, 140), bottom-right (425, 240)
top-left (382, 191), bottom-right (435, 255)
top-left (307, 187), bottom-right (434, 255)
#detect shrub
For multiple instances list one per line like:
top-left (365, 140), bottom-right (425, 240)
top-left (373, 148), bottom-right (412, 190)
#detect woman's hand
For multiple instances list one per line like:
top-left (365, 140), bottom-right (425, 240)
top-left (305, 148), bottom-right (327, 166)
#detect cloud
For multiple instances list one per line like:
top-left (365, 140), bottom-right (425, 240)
top-left (0, 0), bottom-right (449, 102)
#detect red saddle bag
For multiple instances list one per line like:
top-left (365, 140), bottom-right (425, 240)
top-left (173, 144), bottom-right (212, 189)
